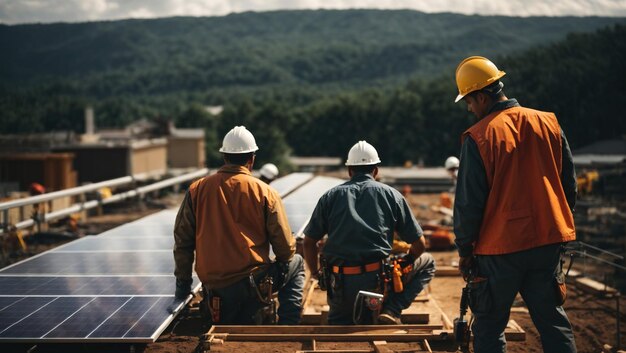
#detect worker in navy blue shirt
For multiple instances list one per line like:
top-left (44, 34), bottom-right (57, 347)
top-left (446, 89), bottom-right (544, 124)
top-left (303, 141), bottom-right (435, 325)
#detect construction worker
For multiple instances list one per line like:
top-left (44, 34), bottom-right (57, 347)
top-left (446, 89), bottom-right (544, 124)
top-left (259, 163), bottom-right (279, 184)
top-left (173, 126), bottom-right (305, 324)
top-left (303, 141), bottom-right (435, 325)
top-left (444, 156), bottom-right (459, 182)
top-left (453, 56), bottom-right (577, 352)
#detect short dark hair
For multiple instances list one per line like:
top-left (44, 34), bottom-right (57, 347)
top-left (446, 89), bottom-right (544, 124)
top-left (480, 80), bottom-right (505, 100)
top-left (349, 164), bottom-right (377, 175)
top-left (223, 152), bottom-right (254, 166)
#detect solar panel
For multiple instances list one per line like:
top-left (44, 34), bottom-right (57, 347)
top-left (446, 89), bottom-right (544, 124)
top-left (0, 209), bottom-right (197, 343)
top-left (0, 276), bottom-right (195, 296)
top-left (0, 174), bottom-right (343, 344)
top-left (57, 236), bottom-right (173, 251)
top-left (270, 172), bottom-right (314, 197)
top-left (282, 176), bottom-right (345, 236)
top-left (0, 252), bottom-right (174, 275)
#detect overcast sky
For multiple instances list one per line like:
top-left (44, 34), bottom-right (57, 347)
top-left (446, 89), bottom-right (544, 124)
top-left (1, 0), bottom-right (625, 25)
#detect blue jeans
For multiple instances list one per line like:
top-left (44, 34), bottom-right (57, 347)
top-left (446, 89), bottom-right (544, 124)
top-left (471, 244), bottom-right (576, 353)
top-left (327, 253), bottom-right (435, 324)
top-left (206, 254), bottom-right (305, 324)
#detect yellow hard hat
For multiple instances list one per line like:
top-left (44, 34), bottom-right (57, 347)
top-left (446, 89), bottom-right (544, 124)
top-left (454, 56), bottom-right (506, 103)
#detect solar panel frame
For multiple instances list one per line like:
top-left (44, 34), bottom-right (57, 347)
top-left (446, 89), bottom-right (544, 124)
top-left (270, 172), bottom-right (314, 197)
top-left (0, 209), bottom-right (198, 343)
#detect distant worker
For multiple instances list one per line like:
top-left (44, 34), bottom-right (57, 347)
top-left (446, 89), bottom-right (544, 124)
top-left (442, 156), bottom-right (460, 208)
top-left (453, 56), bottom-right (577, 352)
top-left (259, 163), bottom-right (279, 184)
top-left (303, 141), bottom-right (435, 325)
top-left (444, 156), bottom-right (459, 182)
top-left (173, 126), bottom-right (305, 324)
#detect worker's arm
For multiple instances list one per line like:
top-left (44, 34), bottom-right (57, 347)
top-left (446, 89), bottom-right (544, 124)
top-left (454, 137), bottom-right (489, 260)
top-left (266, 194), bottom-right (296, 263)
top-left (408, 236), bottom-right (426, 259)
top-left (560, 129), bottom-right (577, 211)
top-left (173, 190), bottom-right (196, 299)
top-left (302, 195), bottom-right (329, 276)
top-left (303, 236), bottom-right (320, 277)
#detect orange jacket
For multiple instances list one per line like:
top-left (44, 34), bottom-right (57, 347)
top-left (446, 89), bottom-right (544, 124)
top-left (173, 165), bottom-right (295, 289)
top-left (463, 106), bottom-right (576, 255)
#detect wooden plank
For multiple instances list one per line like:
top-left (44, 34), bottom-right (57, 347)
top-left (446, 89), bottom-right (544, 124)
top-left (423, 339), bottom-right (433, 353)
top-left (216, 333), bottom-right (445, 342)
top-left (210, 325), bottom-right (444, 334)
top-left (575, 277), bottom-right (618, 295)
top-left (296, 351), bottom-right (371, 353)
top-left (302, 279), bottom-right (318, 309)
top-left (372, 340), bottom-right (393, 353)
top-left (435, 266), bottom-right (461, 277)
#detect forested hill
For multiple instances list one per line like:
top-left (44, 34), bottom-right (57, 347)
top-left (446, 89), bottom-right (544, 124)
top-left (1, 10), bottom-right (623, 93)
top-left (1, 11), bottom-right (625, 168)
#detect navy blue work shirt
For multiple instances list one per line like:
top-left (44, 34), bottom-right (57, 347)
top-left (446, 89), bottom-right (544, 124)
top-left (304, 172), bottom-right (423, 265)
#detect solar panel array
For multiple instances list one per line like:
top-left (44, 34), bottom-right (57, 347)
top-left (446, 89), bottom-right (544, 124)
top-left (269, 172), bottom-right (313, 197)
top-left (281, 176), bottom-right (345, 236)
top-left (0, 209), bottom-right (198, 343)
top-left (0, 173), bottom-right (344, 344)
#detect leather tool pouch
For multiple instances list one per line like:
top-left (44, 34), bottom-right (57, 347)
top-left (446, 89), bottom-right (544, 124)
top-left (554, 269), bottom-right (567, 306)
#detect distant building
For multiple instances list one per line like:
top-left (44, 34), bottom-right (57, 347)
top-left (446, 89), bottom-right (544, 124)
top-left (167, 128), bottom-right (205, 170)
top-left (53, 139), bottom-right (168, 183)
top-left (289, 156), bottom-right (342, 173)
top-left (572, 139), bottom-right (626, 167)
top-left (0, 152), bottom-right (77, 193)
top-left (378, 167), bottom-right (453, 193)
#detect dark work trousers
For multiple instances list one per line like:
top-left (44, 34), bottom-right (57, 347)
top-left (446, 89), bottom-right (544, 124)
top-left (471, 243), bottom-right (576, 353)
top-left (327, 253), bottom-right (435, 325)
top-left (207, 254), bottom-right (305, 325)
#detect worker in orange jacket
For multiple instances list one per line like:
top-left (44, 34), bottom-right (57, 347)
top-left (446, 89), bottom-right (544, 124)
top-left (453, 57), bottom-right (577, 353)
top-left (173, 126), bottom-right (305, 324)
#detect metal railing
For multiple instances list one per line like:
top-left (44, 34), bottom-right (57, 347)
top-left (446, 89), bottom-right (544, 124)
top-left (0, 168), bottom-right (209, 236)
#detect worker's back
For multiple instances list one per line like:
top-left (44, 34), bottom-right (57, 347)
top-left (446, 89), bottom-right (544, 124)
top-left (189, 165), bottom-right (292, 288)
top-left (463, 106), bottom-right (575, 255)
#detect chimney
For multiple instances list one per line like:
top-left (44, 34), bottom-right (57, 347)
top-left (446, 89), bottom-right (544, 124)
top-left (85, 106), bottom-right (95, 135)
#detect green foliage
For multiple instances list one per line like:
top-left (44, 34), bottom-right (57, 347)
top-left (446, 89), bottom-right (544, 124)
top-left (0, 11), bottom-right (624, 167)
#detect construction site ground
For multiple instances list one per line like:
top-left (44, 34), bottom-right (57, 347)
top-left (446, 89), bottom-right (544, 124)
top-left (2, 192), bottom-right (625, 353)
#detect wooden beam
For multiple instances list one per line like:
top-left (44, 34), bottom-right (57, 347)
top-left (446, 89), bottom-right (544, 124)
top-left (435, 266), bottom-right (461, 277)
top-left (372, 340), bottom-right (393, 353)
top-left (207, 333), bottom-right (446, 342)
top-left (209, 324), bottom-right (444, 334)
top-left (575, 277), bottom-right (618, 295)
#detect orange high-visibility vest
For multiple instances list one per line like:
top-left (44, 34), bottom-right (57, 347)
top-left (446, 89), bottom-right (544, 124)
top-left (463, 106), bottom-right (575, 255)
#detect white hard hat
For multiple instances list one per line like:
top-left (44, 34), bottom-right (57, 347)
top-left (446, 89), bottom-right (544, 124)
top-left (345, 141), bottom-right (381, 166)
top-left (260, 163), bottom-right (279, 179)
top-left (445, 156), bottom-right (460, 170)
top-left (219, 126), bottom-right (259, 154)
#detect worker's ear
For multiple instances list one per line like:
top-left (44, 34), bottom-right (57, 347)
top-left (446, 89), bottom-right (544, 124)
top-left (372, 166), bottom-right (379, 179)
top-left (247, 154), bottom-right (256, 170)
top-left (348, 167), bottom-right (354, 177)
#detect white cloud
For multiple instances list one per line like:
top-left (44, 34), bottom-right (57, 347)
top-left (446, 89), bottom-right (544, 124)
top-left (0, 0), bottom-right (625, 24)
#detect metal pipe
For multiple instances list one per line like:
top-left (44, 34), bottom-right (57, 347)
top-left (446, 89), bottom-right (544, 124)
top-left (0, 169), bottom-right (208, 235)
top-left (0, 176), bottom-right (134, 212)
top-left (136, 169), bottom-right (208, 195)
top-left (575, 241), bottom-right (624, 260)
top-left (571, 250), bottom-right (626, 271)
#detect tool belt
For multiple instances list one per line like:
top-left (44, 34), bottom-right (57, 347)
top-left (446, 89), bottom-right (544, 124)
top-left (332, 261), bottom-right (382, 275)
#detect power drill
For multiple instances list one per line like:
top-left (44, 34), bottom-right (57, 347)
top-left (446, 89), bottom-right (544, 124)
top-left (453, 280), bottom-right (471, 350)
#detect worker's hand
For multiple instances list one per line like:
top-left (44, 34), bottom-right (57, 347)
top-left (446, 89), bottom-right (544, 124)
top-left (175, 278), bottom-right (193, 300)
top-left (458, 256), bottom-right (475, 279)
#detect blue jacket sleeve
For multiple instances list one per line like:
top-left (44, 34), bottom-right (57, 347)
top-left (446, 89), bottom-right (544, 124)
top-left (453, 136), bottom-right (489, 257)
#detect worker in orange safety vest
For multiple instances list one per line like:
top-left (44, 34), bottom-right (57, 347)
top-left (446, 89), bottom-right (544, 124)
top-left (452, 56), bottom-right (577, 353)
